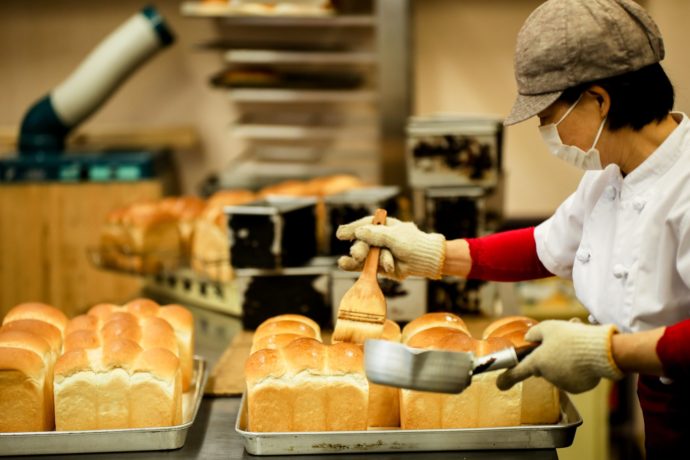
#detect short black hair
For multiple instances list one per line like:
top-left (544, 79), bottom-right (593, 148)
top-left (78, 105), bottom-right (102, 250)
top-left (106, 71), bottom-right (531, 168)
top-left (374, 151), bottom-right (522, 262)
top-left (560, 63), bottom-right (674, 132)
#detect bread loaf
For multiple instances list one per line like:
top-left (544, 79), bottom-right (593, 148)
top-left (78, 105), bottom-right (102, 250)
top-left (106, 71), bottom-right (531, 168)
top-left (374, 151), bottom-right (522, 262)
top-left (482, 316), bottom-right (560, 424)
top-left (53, 339), bottom-right (182, 430)
top-left (401, 327), bottom-right (522, 429)
top-left (245, 338), bottom-right (368, 432)
top-left (0, 302), bottom-right (67, 432)
top-left (367, 319), bottom-right (401, 428)
top-left (100, 201), bottom-right (181, 274)
top-left (0, 331), bottom-right (53, 431)
top-left (158, 196), bottom-right (206, 259)
top-left (191, 189), bottom-right (256, 281)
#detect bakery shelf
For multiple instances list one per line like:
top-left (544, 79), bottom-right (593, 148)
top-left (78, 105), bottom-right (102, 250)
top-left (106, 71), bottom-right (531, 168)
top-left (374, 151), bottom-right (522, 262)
top-left (180, 2), bottom-right (375, 27)
top-left (223, 50), bottom-right (377, 65)
top-left (231, 124), bottom-right (379, 141)
top-left (227, 88), bottom-right (378, 103)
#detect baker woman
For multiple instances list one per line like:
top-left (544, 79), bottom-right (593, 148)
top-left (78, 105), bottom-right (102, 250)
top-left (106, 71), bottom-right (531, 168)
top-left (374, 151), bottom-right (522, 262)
top-left (336, 1), bottom-right (689, 458)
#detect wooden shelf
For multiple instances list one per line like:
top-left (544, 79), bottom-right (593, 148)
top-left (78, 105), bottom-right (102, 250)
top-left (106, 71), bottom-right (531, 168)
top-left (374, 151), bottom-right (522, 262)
top-left (180, 2), bottom-right (375, 27)
top-left (226, 89), bottom-right (377, 103)
top-left (223, 49), bottom-right (376, 65)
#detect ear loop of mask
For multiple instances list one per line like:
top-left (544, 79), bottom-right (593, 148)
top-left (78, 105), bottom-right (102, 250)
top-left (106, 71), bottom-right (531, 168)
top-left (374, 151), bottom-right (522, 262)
top-left (554, 93), bottom-right (583, 127)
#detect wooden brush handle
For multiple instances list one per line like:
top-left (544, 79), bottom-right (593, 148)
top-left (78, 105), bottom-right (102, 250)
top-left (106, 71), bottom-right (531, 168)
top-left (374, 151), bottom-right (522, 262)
top-left (362, 209), bottom-right (387, 279)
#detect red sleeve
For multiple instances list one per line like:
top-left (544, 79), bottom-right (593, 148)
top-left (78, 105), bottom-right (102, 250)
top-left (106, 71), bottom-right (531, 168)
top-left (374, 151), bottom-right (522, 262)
top-left (465, 227), bottom-right (553, 282)
top-left (656, 319), bottom-right (690, 380)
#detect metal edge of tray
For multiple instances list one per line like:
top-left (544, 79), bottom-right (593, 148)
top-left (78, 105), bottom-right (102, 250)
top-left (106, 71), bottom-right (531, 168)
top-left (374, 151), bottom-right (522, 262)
top-left (235, 391), bottom-right (582, 455)
top-left (0, 357), bottom-right (208, 456)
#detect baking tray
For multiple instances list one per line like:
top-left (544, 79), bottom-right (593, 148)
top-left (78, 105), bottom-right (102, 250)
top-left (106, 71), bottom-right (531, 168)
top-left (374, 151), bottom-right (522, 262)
top-left (235, 390), bottom-right (582, 455)
top-left (0, 357), bottom-right (208, 456)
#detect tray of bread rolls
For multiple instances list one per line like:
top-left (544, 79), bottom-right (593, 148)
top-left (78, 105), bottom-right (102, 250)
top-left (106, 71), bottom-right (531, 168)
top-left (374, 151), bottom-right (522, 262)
top-left (235, 313), bottom-right (583, 455)
top-left (0, 300), bottom-right (208, 456)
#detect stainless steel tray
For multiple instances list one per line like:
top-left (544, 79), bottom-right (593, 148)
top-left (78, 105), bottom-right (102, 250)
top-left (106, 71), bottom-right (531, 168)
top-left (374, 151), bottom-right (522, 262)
top-left (235, 390), bottom-right (582, 455)
top-left (0, 357), bottom-right (208, 456)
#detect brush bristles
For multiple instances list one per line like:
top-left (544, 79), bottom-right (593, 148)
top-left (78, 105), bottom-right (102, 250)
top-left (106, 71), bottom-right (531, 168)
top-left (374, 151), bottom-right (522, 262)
top-left (332, 318), bottom-right (385, 344)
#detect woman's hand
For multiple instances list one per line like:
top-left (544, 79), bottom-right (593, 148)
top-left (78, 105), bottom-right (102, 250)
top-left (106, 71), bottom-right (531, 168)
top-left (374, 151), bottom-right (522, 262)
top-left (497, 320), bottom-right (624, 394)
top-left (336, 216), bottom-right (446, 281)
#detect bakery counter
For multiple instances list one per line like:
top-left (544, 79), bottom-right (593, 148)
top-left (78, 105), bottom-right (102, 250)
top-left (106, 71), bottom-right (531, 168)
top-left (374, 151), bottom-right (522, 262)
top-left (9, 307), bottom-right (560, 460)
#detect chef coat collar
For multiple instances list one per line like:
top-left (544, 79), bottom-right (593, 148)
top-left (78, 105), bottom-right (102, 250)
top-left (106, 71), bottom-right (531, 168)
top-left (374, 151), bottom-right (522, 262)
top-left (621, 112), bottom-right (689, 196)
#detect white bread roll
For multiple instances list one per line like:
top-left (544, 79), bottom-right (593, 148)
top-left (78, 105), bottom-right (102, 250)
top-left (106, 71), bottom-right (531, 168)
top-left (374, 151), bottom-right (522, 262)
top-left (245, 338), bottom-right (368, 432)
top-left (367, 319), bottom-right (402, 428)
top-left (483, 316), bottom-right (560, 424)
top-left (401, 312), bottom-right (469, 344)
top-left (0, 330), bottom-right (53, 432)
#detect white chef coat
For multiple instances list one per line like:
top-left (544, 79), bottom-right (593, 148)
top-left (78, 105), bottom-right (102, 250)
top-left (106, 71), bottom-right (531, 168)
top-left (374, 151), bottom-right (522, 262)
top-left (535, 112), bottom-right (690, 333)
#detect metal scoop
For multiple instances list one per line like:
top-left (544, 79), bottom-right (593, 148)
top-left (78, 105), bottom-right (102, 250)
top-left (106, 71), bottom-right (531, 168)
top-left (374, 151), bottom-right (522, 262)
top-left (364, 339), bottom-right (538, 394)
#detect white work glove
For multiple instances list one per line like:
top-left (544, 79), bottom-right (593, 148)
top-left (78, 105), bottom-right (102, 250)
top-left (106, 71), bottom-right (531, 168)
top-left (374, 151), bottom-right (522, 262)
top-left (496, 320), bottom-right (624, 394)
top-left (336, 216), bottom-right (446, 281)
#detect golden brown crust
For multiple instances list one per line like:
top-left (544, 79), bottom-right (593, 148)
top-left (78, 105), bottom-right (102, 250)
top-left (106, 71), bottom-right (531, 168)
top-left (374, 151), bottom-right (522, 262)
top-left (250, 333), bottom-right (305, 354)
top-left (381, 319), bottom-right (402, 342)
top-left (54, 349), bottom-right (90, 378)
top-left (326, 342), bottom-right (364, 375)
top-left (158, 305), bottom-right (194, 331)
top-left (254, 320), bottom-right (319, 342)
top-left (1, 319), bottom-right (62, 353)
top-left (257, 314), bottom-right (320, 337)
top-left (244, 348), bottom-right (287, 386)
top-left (87, 303), bottom-right (120, 321)
top-left (406, 327), bottom-right (472, 350)
top-left (63, 330), bottom-right (102, 352)
top-left (0, 330), bottom-right (51, 360)
top-left (306, 174), bottom-right (365, 196)
top-left (139, 317), bottom-right (178, 354)
top-left (257, 180), bottom-right (309, 198)
top-left (100, 313), bottom-right (141, 343)
top-left (0, 346), bottom-right (45, 381)
top-left (119, 201), bottom-right (177, 229)
top-left (481, 316), bottom-right (537, 339)
top-left (133, 348), bottom-right (180, 380)
top-left (2, 302), bottom-right (68, 335)
top-left (281, 338), bottom-right (326, 374)
top-left (124, 298), bottom-right (160, 318)
top-left (65, 314), bottom-right (100, 335)
top-left (101, 339), bottom-right (143, 369)
top-left (402, 312), bottom-right (469, 344)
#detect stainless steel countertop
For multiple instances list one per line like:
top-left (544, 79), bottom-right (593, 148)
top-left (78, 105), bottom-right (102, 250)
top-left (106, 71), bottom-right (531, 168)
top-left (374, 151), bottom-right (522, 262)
top-left (10, 305), bottom-right (559, 460)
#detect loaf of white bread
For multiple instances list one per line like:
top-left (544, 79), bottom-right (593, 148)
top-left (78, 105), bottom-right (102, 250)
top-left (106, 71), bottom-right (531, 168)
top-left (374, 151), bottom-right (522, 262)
top-left (191, 189), bottom-right (257, 282)
top-left (0, 298), bottom-right (195, 432)
top-left (0, 303), bottom-right (67, 432)
top-left (245, 314), bottom-right (403, 430)
top-left (100, 200), bottom-right (183, 274)
top-left (245, 337), bottom-right (368, 432)
top-left (399, 313), bottom-right (560, 429)
top-left (246, 314), bottom-right (371, 432)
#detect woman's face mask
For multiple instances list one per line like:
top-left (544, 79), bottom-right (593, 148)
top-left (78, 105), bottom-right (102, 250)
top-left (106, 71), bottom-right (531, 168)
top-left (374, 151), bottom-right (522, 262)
top-left (539, 94), bottom-right (607, 170)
